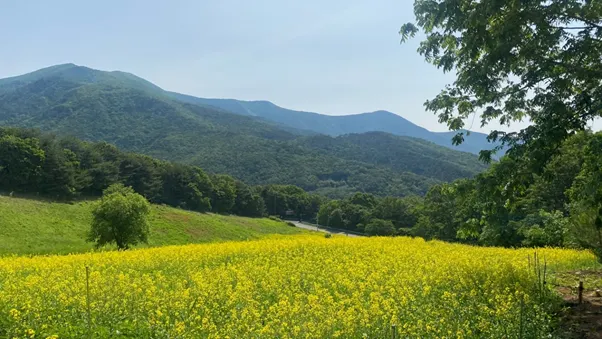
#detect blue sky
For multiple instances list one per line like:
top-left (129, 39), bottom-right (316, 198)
top-left (0, 0), bottom-right (531, 133)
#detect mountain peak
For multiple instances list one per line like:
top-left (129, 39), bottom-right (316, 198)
top-left (0, 63), bottom-right (163, 94)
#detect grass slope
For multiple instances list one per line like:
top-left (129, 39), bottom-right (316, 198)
top-left (0, 196), bottom-right (306, 256)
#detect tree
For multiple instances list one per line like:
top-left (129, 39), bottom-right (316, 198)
top-left (568, 133), bottom-right (602, 260)
top-left (401, 0), bottom-right (602, 165)
top-left (232, 182), bottom-right (265, 217)
top-left (317, 201), bottom-right (339, 226)
top-left (119, 154), bottom-right (162, 202)
top-left (211, 174), bottom-right (237, 214)
top-left (364, 219), bottom-right (396, 236)
top-left (515, 210), bottom-right (568, 247)
top-left (0, 134), bottom-right (45, 192)
top-left (373, 196), bottom-right (422, 230)
top-left (88, 184), bottom-right (151, 250)
top-left (328, 208), bottom-right (344, 229)
top-left (160, 164), bottom-right (212, 212)
top-left (37, 141), bottom-right (79, 198)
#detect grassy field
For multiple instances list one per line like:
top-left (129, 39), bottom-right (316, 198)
top-left (0, 236), bottom-right (597, 338)
top-left (0, 195), bottom-right (306, 256)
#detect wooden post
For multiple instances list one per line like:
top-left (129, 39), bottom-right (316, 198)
top-left (391, 324), bottom-right (396, 339)
top-left (578, 280), bottom-right (584, 304)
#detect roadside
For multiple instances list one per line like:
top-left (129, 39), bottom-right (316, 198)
top-left (289, 221), bottom-right (365, 237)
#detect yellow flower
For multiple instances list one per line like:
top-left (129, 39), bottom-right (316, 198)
top-left (0, 235), bottom-right (595, 337)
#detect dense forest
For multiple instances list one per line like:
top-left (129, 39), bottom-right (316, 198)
top-left (318, 131), bottom-right (602, 249)
top-left (0, 64), bottom-right (487, 198)
top-left (169, 93), bottom-right (499, 155)
top-left (0, 127), bottom-right (324, 220)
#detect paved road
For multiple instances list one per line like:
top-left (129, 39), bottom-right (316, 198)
top-left (290, 221), bottom-right (364, 237)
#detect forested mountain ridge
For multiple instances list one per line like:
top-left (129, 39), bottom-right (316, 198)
top-left (0, 64), bottom-right (487, 197)
top-left (168, 92), bottom-right (500, 155)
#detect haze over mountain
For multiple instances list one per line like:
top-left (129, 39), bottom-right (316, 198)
top-left (0, 64), bottom-right (488, 197)
top-left (169, 93), bottom-right (499, 155)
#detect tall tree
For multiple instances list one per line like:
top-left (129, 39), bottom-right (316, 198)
top-left (401, 0), bottom-right (602, 165)
top-left (211, 174), bottom-right (237, 214)
top-left (0, 134), bottom-right (45, 192)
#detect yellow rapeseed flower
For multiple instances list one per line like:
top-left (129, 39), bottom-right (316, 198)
top-left (0, 235), bottom-right (595, 338)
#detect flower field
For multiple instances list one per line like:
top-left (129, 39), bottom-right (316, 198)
top-left (0, 235), bottom-right (596, 338)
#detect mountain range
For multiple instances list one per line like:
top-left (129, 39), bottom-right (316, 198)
top-left (169, 93), bottom-right (496, 155)
top-left (0, 64), bottom-right (490, 197)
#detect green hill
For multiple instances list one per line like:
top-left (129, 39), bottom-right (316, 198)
top-left (168, 93), bottom-right (501, 156)
top-left (0, 64), bottom-right (488, 197)
top-left (0, 195), bottom-right (306, 256)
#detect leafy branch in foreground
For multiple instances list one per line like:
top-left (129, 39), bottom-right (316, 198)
top-left (401, 0), bottom-right (602, 166)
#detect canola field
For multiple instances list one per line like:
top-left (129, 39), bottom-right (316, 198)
top-left (0, 235), bottom-right (596, 338)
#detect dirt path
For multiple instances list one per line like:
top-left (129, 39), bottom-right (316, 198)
top-left (555, 271), bottom-right (602, 338)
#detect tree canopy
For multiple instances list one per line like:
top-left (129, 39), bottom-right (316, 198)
top-left (0, 128), bottom-right (317, 221)
top-left (88, 184), bottom-right (151, 250)
top-left (401, 0), bottom-right (602, 165)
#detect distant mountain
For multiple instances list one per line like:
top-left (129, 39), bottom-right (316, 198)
top-left (168, 93), bottom-right (499, 156)
top-left (0, 64), bottom-right (488, 197)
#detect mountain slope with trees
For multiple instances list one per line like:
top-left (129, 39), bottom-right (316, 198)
top-left (0, 64), bottom-right (487, 197)
top-left (168, 92), bottom-right (499, 155)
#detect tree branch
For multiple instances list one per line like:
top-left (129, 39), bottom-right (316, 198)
top-left (553, 26), bottom-right (595, 30)
top-left (564, 15), bottom-right (602, 30)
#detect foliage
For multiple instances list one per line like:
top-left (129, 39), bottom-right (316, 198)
top-left (567, 133), bottom-right (602, 259)
top-left (232, 181), bottom-right (265, 217)
top-left (317, 193), bottom-right (423, 235)
top-left (0, 128), bottom-right (328, 222)
top-left (88, 184), bottom-right (151, 250)
top-left (515, 210), bottom-right (569, 248)
top-left (398, 132), bottom-right (602, 255)
top-left (0, 236), bottom-right (595, 337)
top-left (211, 174), bottom-right (237, 214)
top-left (260, 185), bottom-right (321, 220)
top-left (171, 93), bottom-right (499, 155)
top-left (364, 219), bottom-right (396, 236)
top-left (401, 0), bottom-right (602, 165)
top-left (0, 133), bottom-right (45, 192)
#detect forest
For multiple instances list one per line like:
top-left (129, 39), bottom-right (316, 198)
top-left (320, 131), bottom-right (602, 252)
top-left (0, 127), bottom-right (323, 220)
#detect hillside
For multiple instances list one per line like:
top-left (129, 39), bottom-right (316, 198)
top-left (168, 93), bottom-right (499, 156)
top-left (0, 64), bottom-right (487, 196)
top-left (0, 195), bottom-right (306, 256)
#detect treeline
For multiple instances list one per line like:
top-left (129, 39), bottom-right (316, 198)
top-left (317, 192), bottom-right (421, 236)
top-left (0, 127), bottom-right (323, 219)
top-left (320, 131), bottom-right (602, 252)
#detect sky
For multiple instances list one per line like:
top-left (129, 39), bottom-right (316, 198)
top-left (0, 0), bottom-right (533, 133)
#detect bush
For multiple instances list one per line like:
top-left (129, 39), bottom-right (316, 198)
top-left (324, 233), bottom-right (332, 238)
top-left (364, 219), bottom-right (396, 236)
top-left (286, 221), bottom-right (296, 227)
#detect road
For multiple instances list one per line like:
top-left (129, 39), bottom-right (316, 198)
top-left (290, 221), bottom-right (365, 237)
